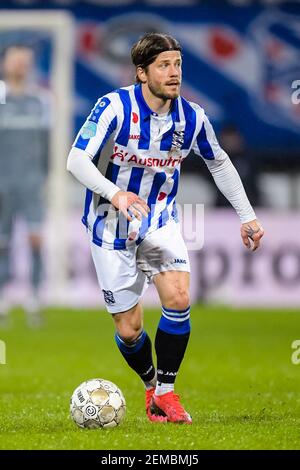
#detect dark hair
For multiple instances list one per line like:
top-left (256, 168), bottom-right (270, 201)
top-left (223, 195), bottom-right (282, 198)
top-left (131, 33), bottom-right (182, 83)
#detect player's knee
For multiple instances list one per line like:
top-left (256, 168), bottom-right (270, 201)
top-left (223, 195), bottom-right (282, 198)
top-left (165, 290), bottom-right (190, 311)
top-left (114, 317), bottom-right (143, 344)
top-left (113, 303), bottom-right (143, 343)
top-left (117, 325), bottom-right (143, 344)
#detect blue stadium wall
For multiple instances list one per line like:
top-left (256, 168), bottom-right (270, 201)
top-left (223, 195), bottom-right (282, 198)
top-left (1, 1), bottom-right (300, 156)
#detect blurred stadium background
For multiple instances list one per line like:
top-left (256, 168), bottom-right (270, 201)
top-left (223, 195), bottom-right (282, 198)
top-left (1, 0), bottom-right (300, 451)
top-left (1, 0), bottom-right (300, 310)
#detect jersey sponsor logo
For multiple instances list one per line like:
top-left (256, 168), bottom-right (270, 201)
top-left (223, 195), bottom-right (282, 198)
top-left (127, 154), bottom-right (183, 168)
top-left (80, 121), bottom-right (97, 139)
top-left (110, 145), bottom-right (183, 168)
top-left (110, 145), bottom-right (128, 161)
top-left (102, 289), bottom-right (116, 305)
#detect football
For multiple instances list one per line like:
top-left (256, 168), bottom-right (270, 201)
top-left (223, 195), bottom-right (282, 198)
top-left (70, 378), bottom-right (126, 429)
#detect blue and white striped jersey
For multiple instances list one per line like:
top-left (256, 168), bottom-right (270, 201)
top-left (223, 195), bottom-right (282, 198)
top-left (72, 83), bottom-right (226, 250)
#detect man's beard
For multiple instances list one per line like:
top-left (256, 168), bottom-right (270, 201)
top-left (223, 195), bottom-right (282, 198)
top-left (148, 80), bottom-right (180, 101)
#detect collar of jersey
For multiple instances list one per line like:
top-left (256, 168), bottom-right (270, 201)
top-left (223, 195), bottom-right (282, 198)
top-left (134, 83), bottom-right (179, 122)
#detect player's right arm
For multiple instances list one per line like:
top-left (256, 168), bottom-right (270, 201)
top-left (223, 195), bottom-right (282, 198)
top-left (67, 96), bottom-right (149, 221)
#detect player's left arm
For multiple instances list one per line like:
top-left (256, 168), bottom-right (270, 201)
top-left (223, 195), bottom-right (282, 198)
top-left (193, 113), bottom-right (264, 251)
top-left (240, 219), bottom-right (264, 252)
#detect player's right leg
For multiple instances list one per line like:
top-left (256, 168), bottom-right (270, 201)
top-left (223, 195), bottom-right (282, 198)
top-left (113, 304), bottom-right (166, 423)
top-left (89, 239), bottom-right (166, 423)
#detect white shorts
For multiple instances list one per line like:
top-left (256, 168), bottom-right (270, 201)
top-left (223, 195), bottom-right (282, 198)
top-left (89, 220), bottom-right (190, 314)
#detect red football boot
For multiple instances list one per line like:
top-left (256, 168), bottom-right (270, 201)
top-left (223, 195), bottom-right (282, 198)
top-left (145, 388), bottom-right (167, 423)
top-left (151, 392), bottom-right (192, 424)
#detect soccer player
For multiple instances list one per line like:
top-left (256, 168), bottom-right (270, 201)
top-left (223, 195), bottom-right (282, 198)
top-left (67, 33), bottom-right (264, 424)
top-left (0, 45), bottom-right (50, 327)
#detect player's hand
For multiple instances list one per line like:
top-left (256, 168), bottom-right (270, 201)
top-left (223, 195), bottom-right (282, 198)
top-left (241, 219), bottom-right (264, 252)
top-left (111, 191), bottom-right (150, 222)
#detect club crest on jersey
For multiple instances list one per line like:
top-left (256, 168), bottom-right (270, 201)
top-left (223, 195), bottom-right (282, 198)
top-left (102, 289), bottom-right (116, 305)
top-left (171, 131), bottom-right (184, 151)
top-left (80, 121), bottom-right (97, 139)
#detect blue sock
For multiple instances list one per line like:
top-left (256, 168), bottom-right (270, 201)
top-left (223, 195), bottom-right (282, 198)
top-left (155, 306), bottom-right (191, 386)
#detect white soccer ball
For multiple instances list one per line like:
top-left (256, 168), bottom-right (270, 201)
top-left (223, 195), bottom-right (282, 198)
top-left (70, 378), bottom-right (126, 429)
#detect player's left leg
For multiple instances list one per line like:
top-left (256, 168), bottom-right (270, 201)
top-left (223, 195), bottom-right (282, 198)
top-left (151, 270), bottom-right (192, 424)
top-left (137, 220), bottom-right (192, 423)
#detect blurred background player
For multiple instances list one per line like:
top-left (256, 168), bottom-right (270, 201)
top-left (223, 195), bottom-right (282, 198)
top-left (0, 45), bottom-right (50, 327)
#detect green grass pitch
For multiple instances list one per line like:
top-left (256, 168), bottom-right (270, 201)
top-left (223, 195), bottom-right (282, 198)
top-left (0, 306), bottom-right (300, 450)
